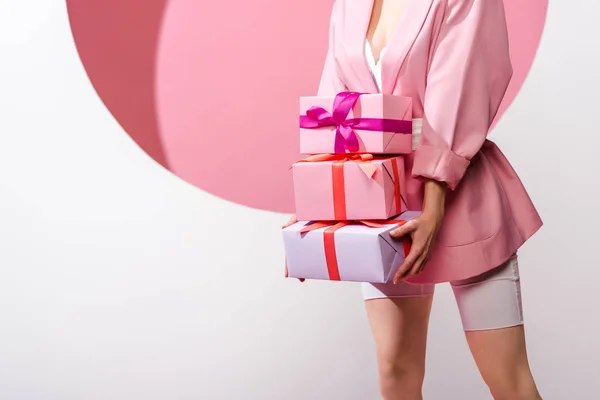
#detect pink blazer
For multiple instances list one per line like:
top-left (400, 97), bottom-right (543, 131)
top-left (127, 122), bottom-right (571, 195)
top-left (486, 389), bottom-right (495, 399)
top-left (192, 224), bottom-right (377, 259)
top-left (319, 0), bottom-right (543, 283)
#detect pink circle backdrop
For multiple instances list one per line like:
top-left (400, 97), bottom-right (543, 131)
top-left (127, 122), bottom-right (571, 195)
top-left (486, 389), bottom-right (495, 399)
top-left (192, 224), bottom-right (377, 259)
top-left (66, 0), bottom-right (548, 213)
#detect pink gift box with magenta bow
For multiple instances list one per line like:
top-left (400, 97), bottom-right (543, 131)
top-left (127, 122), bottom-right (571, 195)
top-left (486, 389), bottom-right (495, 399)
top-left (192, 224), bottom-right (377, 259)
top-left (299, 92), bottom-right (413, 155)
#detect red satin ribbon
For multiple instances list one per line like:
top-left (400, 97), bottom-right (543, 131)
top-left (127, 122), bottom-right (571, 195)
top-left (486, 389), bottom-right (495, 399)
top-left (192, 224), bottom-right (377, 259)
top-left (390, 158), bottom-right (402, 216)
top-left (299, 219), bottom-right (412, 281)
top-left (297, 154), bottom-right (402, 220)
top-left (296, 153), bottom-right (378, 176)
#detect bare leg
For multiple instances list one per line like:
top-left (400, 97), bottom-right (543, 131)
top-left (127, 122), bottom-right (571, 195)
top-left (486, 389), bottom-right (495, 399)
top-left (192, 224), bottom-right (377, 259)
top-left (365, 295), bottom-right (433, 400)
top-left (465, 326), bottom-right (541, 400)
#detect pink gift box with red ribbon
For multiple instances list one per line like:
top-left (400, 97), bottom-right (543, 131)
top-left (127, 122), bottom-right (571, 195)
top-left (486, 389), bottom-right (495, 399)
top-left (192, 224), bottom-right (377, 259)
top-left (282, 212), bottom-right (420, 283)
top-left (292, 154), bottom-right (407, 221)
top-left (299, 92), bottom-right (413, 155)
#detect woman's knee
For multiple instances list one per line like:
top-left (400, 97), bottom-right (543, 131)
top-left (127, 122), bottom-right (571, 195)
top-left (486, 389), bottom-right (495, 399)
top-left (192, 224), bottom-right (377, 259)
top-left (377, 356), bottom-right (425, 398)
top-left (465, 326), bottom-right (540, 399)
top-left (481, 365), bottom-right (540, 400)
top-left (365, 297), bottom-right (432, 399)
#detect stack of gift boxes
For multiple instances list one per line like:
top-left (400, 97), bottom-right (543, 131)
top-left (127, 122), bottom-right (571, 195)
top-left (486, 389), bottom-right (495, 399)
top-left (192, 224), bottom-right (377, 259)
top-left (282, 92), bottom-right (421, 283)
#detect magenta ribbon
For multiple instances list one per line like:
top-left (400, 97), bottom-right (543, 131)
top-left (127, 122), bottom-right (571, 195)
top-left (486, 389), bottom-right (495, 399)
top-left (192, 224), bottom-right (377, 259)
top-left (299, 92), bottom-right (413, 153)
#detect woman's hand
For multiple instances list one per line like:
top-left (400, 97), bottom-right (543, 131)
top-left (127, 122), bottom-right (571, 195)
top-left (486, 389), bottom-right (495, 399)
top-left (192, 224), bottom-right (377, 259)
top-left (282, 215), bottom-right (297, 229)
top-left (282, 215), bottom-right (304, 282)
top-left (389, 180), bottom-right (447, 283)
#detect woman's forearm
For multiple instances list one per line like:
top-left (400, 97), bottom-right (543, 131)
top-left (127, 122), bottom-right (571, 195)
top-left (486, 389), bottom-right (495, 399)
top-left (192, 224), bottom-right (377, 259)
top-left (422, 179), bottom-right (447, 219)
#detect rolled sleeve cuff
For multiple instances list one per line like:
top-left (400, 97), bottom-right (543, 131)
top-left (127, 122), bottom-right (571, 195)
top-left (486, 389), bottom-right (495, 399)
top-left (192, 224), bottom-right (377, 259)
top-left (411, 145), bottom-right (471, 190)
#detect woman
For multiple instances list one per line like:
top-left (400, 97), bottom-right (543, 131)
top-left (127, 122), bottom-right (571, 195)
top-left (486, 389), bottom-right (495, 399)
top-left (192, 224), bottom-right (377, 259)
top-left (291, 0), bottom-right (544, 398)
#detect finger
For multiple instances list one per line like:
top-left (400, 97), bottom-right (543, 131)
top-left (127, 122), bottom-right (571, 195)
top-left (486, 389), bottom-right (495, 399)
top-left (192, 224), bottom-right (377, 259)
top-left (405, 253), bottom-right (425, 278)
top-left (408, 254), bottom-right (428, 277)
top-left (389, 220), bottom-right (416, 238)
top-left (392, 246), bottom-right (422, 283)
top-left (285, 262), bottom-right (305, 282)
top-left (389, 219), bottom-right (418, 238)
top-left (418, 255), bottom-right (430, 273)
top-left (282, 215), bottom-right (298, 228)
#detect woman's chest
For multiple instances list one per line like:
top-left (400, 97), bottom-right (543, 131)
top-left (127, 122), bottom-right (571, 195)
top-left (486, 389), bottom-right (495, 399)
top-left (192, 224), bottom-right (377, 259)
top-left (366, 0), bottom-right (411, 57)
top-left (332, 0), bottom-right (445, 100)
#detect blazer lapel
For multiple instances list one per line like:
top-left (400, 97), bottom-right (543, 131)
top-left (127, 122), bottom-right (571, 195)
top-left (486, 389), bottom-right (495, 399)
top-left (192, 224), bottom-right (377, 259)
top-left (337, 0), bottom-right (434, 94)
top-left (339, 0), bottom-right (379, 93)
top-left (381, 0), bottom-right (434, 94)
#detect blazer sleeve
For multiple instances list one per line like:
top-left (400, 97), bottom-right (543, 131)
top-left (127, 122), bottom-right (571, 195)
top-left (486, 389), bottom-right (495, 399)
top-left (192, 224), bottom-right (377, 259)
top-left (412, 0), bottom-right (513, 190)
top-left (317, 1), bottom-right (346, 96)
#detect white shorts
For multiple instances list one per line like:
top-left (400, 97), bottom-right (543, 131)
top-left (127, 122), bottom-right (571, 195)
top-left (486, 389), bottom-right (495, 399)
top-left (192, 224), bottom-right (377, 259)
top-left (361, 255), bottom-right (523, 331)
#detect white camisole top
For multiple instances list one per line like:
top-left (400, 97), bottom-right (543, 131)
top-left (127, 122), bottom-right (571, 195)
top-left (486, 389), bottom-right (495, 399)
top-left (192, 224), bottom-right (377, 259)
top-left (364, 41), bottom-right (422, 150)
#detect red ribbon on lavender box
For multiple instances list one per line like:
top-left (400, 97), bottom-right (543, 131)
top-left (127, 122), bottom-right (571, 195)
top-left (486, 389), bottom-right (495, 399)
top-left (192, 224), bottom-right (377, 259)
top-left (299, 92), bottom-right (413, 154)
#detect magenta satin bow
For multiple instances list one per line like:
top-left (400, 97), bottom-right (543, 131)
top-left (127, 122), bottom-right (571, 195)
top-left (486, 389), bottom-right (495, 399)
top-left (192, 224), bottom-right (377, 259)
top-left (299, 92), bottom-right (412, 154)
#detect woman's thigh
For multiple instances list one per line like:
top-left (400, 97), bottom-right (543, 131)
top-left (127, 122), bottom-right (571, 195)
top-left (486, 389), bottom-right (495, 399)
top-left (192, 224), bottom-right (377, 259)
top-left (364, 292), bottom-right (434, 373)
top-left (450, 256), bottom-right (536, 393)
top-left (450, 254), bottom-right (523, 332)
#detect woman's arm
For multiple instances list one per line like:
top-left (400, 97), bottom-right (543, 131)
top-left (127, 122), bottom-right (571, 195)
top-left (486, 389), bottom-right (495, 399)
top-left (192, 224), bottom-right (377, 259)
top-left (412, 0), bottom-right (513, 190)
top-left (390, 0), bottom-right (512, 281)
top-left (422, 179), bottom-right (447, 219)
top-left (317, 0), bottom-right (345, 96)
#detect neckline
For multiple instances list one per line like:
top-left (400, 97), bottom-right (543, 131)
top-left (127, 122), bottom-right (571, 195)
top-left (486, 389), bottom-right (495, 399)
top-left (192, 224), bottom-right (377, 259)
top-left (363, 0), bottom-right (411, 67)
top-left (365, 40), bottom-right (386, 66)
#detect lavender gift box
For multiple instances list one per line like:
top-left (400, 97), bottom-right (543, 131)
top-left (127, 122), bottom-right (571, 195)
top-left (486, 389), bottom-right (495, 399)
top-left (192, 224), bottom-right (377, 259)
top-left (282, 211), bottom-right (420, 283)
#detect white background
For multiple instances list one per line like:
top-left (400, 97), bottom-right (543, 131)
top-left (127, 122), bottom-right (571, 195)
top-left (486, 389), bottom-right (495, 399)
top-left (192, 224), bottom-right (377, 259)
top-left (1, 1), bottom-right (599, 399)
